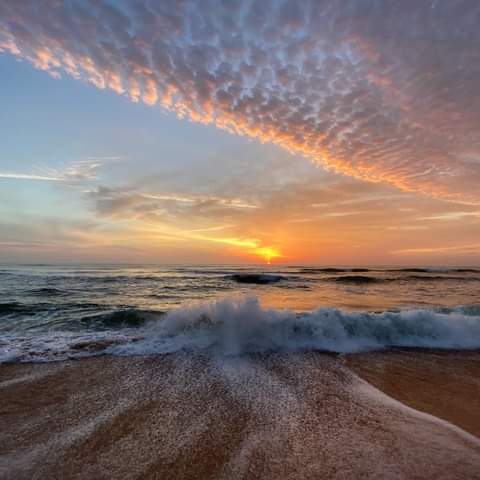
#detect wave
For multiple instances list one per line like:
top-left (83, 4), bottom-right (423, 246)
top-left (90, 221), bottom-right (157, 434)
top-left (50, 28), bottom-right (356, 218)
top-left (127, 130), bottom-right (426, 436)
top-left (402, 275), bottom-right (480, 282)
top-left (389, 268), bottom-right (479, 273)
top-left (0, 302), bottom-right (160, 327)
top-left (298, 267), bottom-right (479, 275)
top-left (391, 268), bottom-right (433, 273)
top-left (18, 274), bottom-right (202, 283)
top-left (334, 275), bottom-right (379, 284)
top-left (331, 275), bottom-right (480, 284)
top-left (2, 297), bottom-right (480, 363)
top-left (227, 272), bottom-right (480, 286)
top-left (27, 287), bottom-right (68, 296)
top-left (175, 268), bottom-right (245, 276)
top-left (227, 274), bottom-right (286, 284)
top-left (109, 297), bottom-right (480, 356)
top-left (299, 267), bottom-right (347, 273)
top-left (298, 267), bottom-right (371, 274)
top-left (0, 302), bottom-right (47, 317)
top-left (79, 308), bottom-right (162, 329)
top-left (0, 301), bottom-right (109, 317)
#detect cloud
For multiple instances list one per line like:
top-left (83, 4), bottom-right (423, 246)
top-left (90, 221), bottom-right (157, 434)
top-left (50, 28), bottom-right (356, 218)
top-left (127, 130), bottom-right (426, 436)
top-left (0, 157), bottom-right (116, 183)
top-left (0, 172), bottom-right (62, 181)
top-left (86, 185), bottom-right (283, 261)
top-left (1, 1), bottom-right (480, 203)
top-left (87, 186), bottom-right (258, 226)
top-left (392, 244), bottom-right (480, 256)
top-left (86, 175), bottom-right (480, 264)
top-left (142, 192), bottom-right (258, 209)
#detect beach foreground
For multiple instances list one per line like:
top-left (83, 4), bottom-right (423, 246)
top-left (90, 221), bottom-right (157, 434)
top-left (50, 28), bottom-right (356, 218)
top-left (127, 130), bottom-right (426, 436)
top-left (1, 351), bottom-right (479, 479)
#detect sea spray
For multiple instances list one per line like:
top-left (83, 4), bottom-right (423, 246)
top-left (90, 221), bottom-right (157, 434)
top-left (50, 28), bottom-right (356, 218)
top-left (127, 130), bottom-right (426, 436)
top-left (109, 296), bottom-right (480, 357)
top-left (2, 296), bottom-right (480, 363)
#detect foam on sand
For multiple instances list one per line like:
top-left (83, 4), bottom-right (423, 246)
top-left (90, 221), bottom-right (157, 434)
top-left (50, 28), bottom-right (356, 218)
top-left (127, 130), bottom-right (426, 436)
top-left (1, 352), bottom-right (479, 479)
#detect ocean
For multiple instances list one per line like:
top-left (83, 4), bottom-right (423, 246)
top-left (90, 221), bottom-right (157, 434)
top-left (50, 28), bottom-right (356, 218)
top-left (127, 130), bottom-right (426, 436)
top-left (1, 264), bottom-right (480, 363)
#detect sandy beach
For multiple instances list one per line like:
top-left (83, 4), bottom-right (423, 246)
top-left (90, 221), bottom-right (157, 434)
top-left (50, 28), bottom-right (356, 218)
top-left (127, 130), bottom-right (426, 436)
top-left (1, 351), bottom-right (479, 479)
top-left (346, 349), bottom-right (480, 438)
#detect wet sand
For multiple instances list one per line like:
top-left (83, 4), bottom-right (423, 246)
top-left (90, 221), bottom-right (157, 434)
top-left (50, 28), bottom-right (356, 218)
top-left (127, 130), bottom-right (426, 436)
top-left (346, 349), bottom-right (480, 438)
top-left (1, 352), bottom-right (479, 479)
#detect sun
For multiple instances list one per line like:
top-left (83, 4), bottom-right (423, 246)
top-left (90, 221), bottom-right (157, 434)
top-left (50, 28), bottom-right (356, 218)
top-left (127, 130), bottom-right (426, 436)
top-left (252, 246), bottom-right (283, 264)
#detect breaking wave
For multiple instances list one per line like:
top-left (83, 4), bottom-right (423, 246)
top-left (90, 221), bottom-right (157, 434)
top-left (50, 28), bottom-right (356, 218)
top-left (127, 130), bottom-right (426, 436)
top-left (109, 297), bottom-right (480, 357)
top-left (2, 297), bottom-right (480, 363)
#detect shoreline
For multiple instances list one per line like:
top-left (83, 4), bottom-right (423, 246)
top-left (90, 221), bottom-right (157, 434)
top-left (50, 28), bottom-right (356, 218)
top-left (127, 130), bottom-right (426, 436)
top-left (1, 351), bottom-right (479, 479)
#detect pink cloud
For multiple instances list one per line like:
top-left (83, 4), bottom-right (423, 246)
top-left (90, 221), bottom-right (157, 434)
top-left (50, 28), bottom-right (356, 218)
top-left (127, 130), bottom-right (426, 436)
top-left (1, 1), bottom-right (480, 203)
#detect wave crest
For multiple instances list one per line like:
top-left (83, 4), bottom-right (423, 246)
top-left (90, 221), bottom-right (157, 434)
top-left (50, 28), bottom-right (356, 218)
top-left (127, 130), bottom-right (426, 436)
top-left (3, 297), bottom-right (480, 363)
top-left (111, 297), bottom-right (480, 356)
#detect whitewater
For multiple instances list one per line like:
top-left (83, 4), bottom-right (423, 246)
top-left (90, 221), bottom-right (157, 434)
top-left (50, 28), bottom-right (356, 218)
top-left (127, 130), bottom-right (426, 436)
top-left (2, 296), bottom-right (480, 363)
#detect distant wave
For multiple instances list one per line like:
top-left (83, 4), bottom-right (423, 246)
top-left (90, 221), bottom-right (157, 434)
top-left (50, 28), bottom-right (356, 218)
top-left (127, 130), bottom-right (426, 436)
top-left (298, 267), bottom-right (479, 274)
top-left (392, 268), bottom-right (435, 273)
top-left (390, 268), bottom-right (479, 273)
top-left (176, 268), bottom-right (247, 276)
top-left (334, 275), bottom-right (380, 284)
top-left (298, 268), bottom-right (371, 274)
top-left (332, 274), bottom-right (480, 284)
top-left (299, 267), bottom-right (347, 273)
top-left (402, 275), bottom-right (480, 282)
top-left (13, 273), bottom-right (202, 283)
top-left (227, 273), bottom-right (286, 284)
top-left (227, 271), bottom-right (480, 286)
top-left (87, 275), bottom-right (166, 283)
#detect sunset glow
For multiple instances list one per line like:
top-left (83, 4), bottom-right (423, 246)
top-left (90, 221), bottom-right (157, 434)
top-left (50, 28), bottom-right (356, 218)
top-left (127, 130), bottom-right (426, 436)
top-left (0, 1), bottom-right (479, 266)
top-left (252, 247), bottom-right (284, 265)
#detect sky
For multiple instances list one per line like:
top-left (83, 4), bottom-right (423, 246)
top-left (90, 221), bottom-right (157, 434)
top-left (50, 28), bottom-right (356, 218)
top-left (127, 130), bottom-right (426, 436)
top-left (0, 0), bottom-right (479, 266)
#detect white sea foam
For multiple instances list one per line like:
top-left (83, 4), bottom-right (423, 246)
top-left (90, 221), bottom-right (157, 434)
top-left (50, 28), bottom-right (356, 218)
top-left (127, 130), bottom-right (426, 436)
top-left (0, 330), bottom-right (136, 363)
top-left (110, 296), bottom-right (480, 357)
top-left (2, 296), bottom-right (480, 362)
